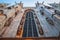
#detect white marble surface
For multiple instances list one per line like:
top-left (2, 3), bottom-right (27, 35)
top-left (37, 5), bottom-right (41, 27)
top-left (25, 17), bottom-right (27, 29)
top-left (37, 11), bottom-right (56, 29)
top-left (35, 8), bottom-right (59, 37)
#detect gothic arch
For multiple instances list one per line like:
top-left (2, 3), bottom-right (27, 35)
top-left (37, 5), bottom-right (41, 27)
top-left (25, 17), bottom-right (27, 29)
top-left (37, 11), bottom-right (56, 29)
top-left (24, 9), bottom-right (35, 14)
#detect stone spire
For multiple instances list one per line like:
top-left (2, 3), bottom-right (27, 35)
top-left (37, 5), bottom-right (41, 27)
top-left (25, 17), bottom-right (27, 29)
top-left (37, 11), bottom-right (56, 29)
top-left (20, 1), bottom-right (23, 8)
top-left (35, 1), bottom-right (39, 8)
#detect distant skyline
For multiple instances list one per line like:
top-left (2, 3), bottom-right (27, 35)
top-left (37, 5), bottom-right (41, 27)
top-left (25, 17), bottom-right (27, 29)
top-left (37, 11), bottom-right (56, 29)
top-left (0, 0), bottom-right (60, 7)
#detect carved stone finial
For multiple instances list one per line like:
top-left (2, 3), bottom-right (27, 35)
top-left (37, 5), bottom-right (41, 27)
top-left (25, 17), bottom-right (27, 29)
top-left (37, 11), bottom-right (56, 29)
top-left (20, 1), bottom-right (22, 4)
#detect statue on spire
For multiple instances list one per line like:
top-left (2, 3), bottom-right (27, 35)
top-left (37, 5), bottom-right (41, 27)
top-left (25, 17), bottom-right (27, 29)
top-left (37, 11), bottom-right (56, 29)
top-left (37, 1), bottom-right (39, 5)
top-left (20, 1), bottom-right (22, 4)
top-left (42, 1), bottom-right (44, 4)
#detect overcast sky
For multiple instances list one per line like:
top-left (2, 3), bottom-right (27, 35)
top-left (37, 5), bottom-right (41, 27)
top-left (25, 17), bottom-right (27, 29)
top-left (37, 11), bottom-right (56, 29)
top-left (0, 0), bottom-right (60, 7)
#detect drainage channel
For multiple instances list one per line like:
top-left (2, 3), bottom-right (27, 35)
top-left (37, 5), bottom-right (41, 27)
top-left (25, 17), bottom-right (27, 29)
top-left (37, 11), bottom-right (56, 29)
top-left (22, 11), bottom-right (38, 37)
top-left (34, 13), bottom-right (44, 35)
top-left (16, 13), bottom-right (26, 38)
